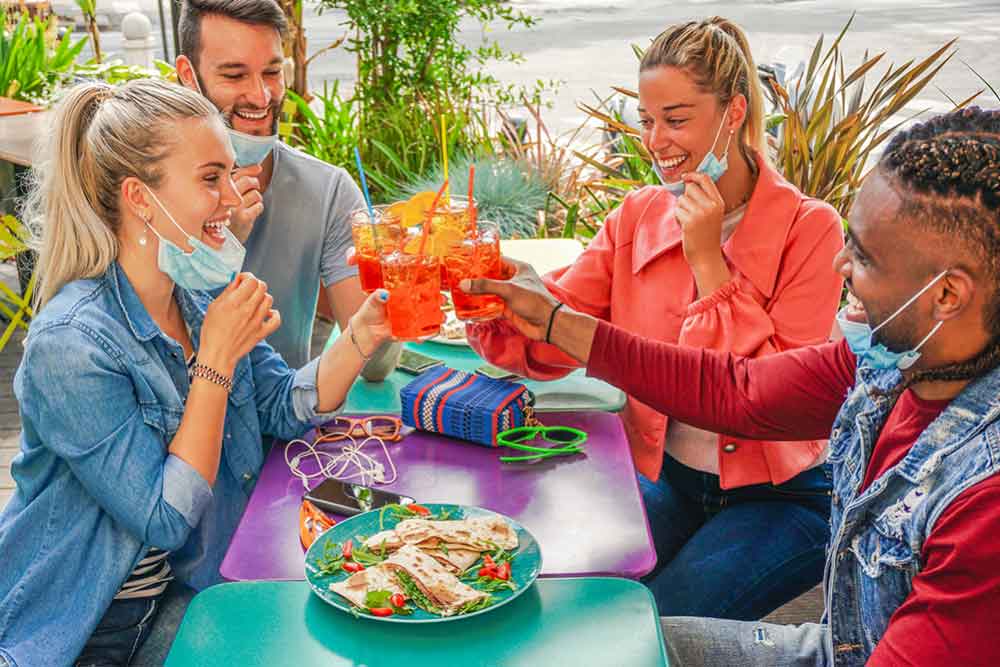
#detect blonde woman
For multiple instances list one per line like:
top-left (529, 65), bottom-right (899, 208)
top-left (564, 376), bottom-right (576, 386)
top-left (469, 17), bottom-right (844, 619)
top-left (0, 80), bottom-right (390, 667)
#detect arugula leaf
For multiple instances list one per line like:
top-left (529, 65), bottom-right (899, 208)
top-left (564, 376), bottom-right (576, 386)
top-left (440, 543), bottom-right (449, 555)
top-left (458, 595), bottom-right (494, 615)
top-left (315, 540), bottom-right (345, 575)
top-left (365, 590), bottom-right (393, 608)
top-left (472, 576), bottom-right (516, 593)
top-left (394, 570), bottom-right (440, 614)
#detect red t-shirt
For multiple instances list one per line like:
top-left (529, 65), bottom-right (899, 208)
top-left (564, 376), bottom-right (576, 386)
top-left (587, 323), bottom-right (1000, 666)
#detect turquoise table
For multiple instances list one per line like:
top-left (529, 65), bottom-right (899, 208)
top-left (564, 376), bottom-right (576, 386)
top-left (166, 579), bottom-right (668, 667)
top-left (342, 338), bottom-right (626, 414)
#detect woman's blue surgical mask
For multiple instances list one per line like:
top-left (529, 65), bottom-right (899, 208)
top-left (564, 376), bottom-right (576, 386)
top-left (143, 185), bottom-right (246, 291)
top-left (836, 270), bottom-right (948, 371)
top-left (653, 112), bottom-right (732, 196)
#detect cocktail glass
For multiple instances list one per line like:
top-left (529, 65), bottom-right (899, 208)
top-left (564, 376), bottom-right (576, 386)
top-left (379, 241), bottom-right (444, 341)
top-left (443, 221), bottom-right (504, 322)
top-left (350, 206), bottom-right (403, 293)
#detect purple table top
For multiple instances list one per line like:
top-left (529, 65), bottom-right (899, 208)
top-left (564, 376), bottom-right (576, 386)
top-left (220, 411), bottom-right (656, 582)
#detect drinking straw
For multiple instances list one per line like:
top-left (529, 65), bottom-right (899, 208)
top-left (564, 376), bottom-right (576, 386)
top-left (467, 163), bottom-right (477, 232)
top-left (440, 114), bottom-right (450, 202)
top-left (419, 179), bottom-right (449, 257)
top-left (353, 147), bottom-right (380, 251)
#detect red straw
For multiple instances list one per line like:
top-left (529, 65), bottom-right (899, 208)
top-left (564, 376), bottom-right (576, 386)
top-left (419, 179), bottom-right (449, 257)
top-left (467, 164), bottom-right (477, 233)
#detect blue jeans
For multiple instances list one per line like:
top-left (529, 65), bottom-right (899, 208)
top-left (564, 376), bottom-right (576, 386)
top-left (662, 616), bottom-right (830, 666)
top-left (641, 452), bottom-right (832, 619)
top-left (74, 581), bottom-right (194, 667)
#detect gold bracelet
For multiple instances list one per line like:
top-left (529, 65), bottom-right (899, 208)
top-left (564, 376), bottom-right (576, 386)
top-left (348, 318), bottom-right (372, 362)
top-left (189, 362), bottom-right (234, 393)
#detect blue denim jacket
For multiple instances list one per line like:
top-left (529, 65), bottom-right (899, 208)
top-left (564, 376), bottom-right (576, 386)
top-left (0, 264), bottom-right (339, 667)
top-left (821, 362), bottom-right (1000, 666)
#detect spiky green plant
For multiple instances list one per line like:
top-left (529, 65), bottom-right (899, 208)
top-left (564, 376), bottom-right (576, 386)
top-left (394, 154), bottom-right (548, 239)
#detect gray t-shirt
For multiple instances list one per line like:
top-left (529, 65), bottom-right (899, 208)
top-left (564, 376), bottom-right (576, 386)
top-left (242, 142), bottom-right (363, 369)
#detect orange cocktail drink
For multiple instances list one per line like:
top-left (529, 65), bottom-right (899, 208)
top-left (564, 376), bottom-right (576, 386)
top-left (350, 206), bottom-right (403, 293)
top-left (443, 221), bottom-right (503, 322)
top-left (379, 239), bottom-right (443, 341)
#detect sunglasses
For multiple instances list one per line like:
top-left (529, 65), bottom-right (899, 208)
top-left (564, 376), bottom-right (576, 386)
top-left (496, 425), bottom-right (587, 463)
top-left (316, 416), bottom-right (403, 443)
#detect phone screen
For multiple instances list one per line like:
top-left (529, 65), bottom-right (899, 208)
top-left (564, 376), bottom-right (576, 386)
top-left (397, 348), bottom-right (442, 375)
top-left (304, 479), bottom-right (414, 516)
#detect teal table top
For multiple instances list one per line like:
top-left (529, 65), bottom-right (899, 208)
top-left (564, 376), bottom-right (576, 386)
top-left (166, 578), bottom-right (668, 667)
top-left (342, 338), bottom-right (626, 414)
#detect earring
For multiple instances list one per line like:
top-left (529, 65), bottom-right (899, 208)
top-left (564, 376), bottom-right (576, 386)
top-left (138, 213), bottom-right (150, 247)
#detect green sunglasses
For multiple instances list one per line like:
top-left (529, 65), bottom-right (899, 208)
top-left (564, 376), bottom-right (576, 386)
top-left (495, 425), bottom-right (588, 463)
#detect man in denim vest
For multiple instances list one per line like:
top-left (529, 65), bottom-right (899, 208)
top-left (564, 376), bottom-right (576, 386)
top-left (460, 107), bottom-right (1000, 666)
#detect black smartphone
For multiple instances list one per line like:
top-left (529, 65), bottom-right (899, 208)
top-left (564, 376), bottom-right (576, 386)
top-left (397, 348), bottom-right (443, 375)
top-left (475, 363), bottom-right (520, 380)
top-left (303, 479), bottom-right (415, 516)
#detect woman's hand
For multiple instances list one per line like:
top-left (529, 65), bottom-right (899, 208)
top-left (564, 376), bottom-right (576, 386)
top-left (349, 289), bottom-right (392, 358)
top-left (460, 258), bottom-right (561, 341)
top-left (676, 173), bottom-right (732, 296)
top-left (199, 273), bottom-right (280, 375)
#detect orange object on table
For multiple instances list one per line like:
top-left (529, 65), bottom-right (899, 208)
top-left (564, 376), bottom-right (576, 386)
top-left (0, 98), bottom-right (44, 117)
top-left (299, 499), bottom-right (336, 549)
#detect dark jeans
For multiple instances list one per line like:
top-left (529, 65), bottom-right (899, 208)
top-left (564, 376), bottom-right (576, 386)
top-left (75, 581), bottom-right (194, 667)
top-left (74, 596), bottom-right (160, 667)
top-left (641, 452), bottom-right (832, 620)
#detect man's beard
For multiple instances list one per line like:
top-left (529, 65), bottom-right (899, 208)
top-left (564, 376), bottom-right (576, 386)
top-left (194, 70), bottom-right (282, 135)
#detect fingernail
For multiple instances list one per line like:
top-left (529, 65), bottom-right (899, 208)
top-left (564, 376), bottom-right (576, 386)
top-left (377, 289), bottom-right (388, 301)
top-left (459, 280), bottom-right (471, 291)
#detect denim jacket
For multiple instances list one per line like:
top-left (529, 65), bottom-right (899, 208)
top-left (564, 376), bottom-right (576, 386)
top-left (821, 362), bottom-right (1000, 666)
top-left (0, 263), bottom-right (340, 667)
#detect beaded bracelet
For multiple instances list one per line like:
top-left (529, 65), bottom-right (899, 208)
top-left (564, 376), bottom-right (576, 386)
top-left (189, 363), bottom-right (234, 393)
top-left (348, 318), bottom-right (372, 362)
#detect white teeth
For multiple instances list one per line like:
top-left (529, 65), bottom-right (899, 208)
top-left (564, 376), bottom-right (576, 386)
top-left (236, 109), bottom-right (268, 120)
top-left (657, 155), bottom-right (687, 170)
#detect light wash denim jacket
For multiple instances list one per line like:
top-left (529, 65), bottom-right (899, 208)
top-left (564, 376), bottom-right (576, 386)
top-left (0, 263), bottom-right (339, 667)
top-left (821, 362), bottom-right (1000, 666)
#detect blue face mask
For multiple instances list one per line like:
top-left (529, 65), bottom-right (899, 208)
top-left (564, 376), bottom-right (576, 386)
top-left (653, 112), bottom-right (732, 196)
top-left (144, 186), bottom-right (246, 291)
top-left (836, 270), bottom-right (948, 370)
top-left (227, 128), bottom-right (278, 167)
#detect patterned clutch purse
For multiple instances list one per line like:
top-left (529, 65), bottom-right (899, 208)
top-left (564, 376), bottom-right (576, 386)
top-left (399, 365), bottom-right (534, 446)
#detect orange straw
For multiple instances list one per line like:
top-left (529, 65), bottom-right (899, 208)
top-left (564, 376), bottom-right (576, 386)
top-left (419, 179), bottom-right (449, 257)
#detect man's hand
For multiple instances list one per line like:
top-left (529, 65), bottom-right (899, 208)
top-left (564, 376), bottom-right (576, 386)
top-left (460, 258), bottom-right (561, 341)
top-left (230, 164), bottom-right (264, 242)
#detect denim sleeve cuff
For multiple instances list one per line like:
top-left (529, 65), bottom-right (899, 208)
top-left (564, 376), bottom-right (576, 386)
top-left (162, 454), bottom-right (213, 528)
top-left (291, 356), bottom-right (344, 424)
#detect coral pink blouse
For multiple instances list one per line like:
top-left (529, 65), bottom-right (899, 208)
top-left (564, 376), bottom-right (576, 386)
top-left (468, 155), bottom-right (845, 488)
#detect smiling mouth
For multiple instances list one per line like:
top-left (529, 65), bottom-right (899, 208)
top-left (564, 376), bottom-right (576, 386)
top-left (844, 291), bottom-right (868, 323)
top-left (655, 153), bottom-right (689, 175)
top-left (233, 107), bottom-right (271, 123)
top-left (202, 220), bottom-right (229, 247)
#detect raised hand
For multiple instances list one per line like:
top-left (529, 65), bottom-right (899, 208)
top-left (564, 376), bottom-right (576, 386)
top-left (230, 164), bottom-right (264, 242)
top-left (199, 273), bottom-right (280, 375)
top-left (347, 289), bottom-right (393, 357)
top-left (460, 258), bottom-right (561, 341)
top-left (675, 172), bottom-right (726, 268)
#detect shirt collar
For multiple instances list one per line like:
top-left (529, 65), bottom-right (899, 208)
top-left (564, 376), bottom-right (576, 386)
top-left (632, 153), bottom-right (804, 298)
top-left (109, 262), bottom-right (206, 343)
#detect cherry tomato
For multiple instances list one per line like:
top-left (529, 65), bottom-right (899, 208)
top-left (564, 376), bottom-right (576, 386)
top-left (368, 607), bottom-right (394, 617)
top-left (342, 561), bottom-right (365, 573)
top-left (408, 504), bottom-right (431, 516)
top-left (390, 593), bottom-right (406, 608)
top-left (478, 566), bottom-right (498, 578)
top-left (495, 562), bottom-right (511, 581)
top-left (342, 539), bottom-right (354, 560)
top-left (483, 554), bottom-right (496, 569)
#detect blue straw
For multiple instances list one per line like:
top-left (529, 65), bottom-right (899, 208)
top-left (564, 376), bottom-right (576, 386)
top-left (353, 147), bottom-right (376, 217)
top-left (353, 146), bottom-right (380, 250)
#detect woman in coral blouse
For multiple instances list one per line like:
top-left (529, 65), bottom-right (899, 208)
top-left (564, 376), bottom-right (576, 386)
top-left (468, 17), bottom-right (844, 619)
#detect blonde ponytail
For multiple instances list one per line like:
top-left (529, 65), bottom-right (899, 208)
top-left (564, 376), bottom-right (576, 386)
top-left (640, 16), bottom-right (768, 167)
top-left (24, 79), bottom-right (217, 309)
